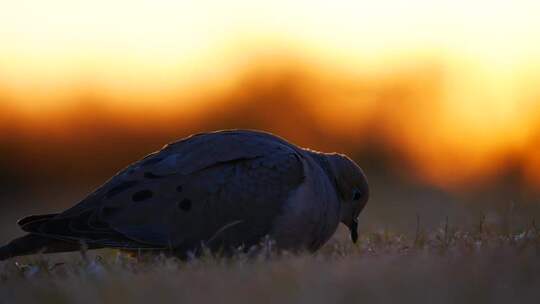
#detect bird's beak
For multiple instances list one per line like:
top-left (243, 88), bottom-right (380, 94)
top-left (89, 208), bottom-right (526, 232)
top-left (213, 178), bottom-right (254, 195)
top-left (349, 218), bottom-right (358, 243)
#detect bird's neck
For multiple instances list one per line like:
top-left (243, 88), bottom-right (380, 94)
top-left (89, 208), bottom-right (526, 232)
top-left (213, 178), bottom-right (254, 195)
top-left (306, 151), bottom-right (340, 194)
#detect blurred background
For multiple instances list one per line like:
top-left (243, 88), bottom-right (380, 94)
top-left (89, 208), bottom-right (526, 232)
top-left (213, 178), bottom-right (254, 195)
top-left (1, 0), bottom-right (540, 242)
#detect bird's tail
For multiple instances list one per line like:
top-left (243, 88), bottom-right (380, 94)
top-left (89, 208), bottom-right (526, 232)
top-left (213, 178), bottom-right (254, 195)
top-left (0, 234), bottom-right (89, 261)
top-left (0, 242), bottom-right (14, 261)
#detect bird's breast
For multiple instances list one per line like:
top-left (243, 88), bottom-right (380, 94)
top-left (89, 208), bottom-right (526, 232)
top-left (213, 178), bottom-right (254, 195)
top-left (270, 155), bottom-right (341, 251)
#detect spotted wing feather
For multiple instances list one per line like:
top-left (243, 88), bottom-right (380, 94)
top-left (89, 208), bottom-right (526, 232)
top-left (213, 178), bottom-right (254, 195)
top-left (22, 131), bottom-right (305, 251)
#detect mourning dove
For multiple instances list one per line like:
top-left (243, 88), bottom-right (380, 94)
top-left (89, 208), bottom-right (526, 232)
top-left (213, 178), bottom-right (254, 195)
top-left (0, 130), bottom-right (369, 260)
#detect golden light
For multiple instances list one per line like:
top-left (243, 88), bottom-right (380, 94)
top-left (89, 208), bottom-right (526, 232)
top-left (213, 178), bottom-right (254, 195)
top-left (1, 0), bottom-right (540, 188)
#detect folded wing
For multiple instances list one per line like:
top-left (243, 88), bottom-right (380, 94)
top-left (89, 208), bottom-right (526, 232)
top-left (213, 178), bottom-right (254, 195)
top-left (21, 130), bottom-right (306, 252)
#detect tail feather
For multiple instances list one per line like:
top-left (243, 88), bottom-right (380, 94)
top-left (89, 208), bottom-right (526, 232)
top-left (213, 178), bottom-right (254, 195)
top-left (0, 234), bottom-right (54, 261)
top-left (17, 213), bottom-right (59, 227)
top-left (0, 243), bottom-right (14, 261)
top-left (0, 234), bottom-right (101, 261)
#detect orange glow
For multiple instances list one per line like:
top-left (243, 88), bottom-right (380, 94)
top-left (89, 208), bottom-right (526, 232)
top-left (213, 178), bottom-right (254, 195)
top-left (1, 0), bottom-right (540, 189)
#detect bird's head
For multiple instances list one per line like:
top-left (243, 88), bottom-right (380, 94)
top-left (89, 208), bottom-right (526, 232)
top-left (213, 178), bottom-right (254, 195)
top-left (325, 153), bottom-right (369, 244)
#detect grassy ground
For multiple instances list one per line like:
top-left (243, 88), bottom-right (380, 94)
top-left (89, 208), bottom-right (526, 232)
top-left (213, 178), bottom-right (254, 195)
top-left (1, 224), bottom-right (539, 304)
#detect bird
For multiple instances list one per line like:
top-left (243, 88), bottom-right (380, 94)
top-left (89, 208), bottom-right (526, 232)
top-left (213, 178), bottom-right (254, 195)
top-left (0, 130), bottom-right (369, 260)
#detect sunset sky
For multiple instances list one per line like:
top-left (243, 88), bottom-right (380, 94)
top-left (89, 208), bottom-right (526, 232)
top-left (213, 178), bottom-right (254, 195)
top-left (1, 0), bottom-right (540, 188)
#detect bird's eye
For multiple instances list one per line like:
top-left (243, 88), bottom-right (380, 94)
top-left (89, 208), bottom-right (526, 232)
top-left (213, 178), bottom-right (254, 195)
top-left (352, 188), bottom-right (362, 200)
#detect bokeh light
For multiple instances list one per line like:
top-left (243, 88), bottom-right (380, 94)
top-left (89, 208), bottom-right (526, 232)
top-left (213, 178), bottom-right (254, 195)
top-left (1, 0), bottom-right (540, 193)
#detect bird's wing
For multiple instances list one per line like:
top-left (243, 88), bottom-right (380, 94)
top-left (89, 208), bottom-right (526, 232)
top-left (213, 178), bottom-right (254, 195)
top-left (21, 131), bottom-right (305, 250)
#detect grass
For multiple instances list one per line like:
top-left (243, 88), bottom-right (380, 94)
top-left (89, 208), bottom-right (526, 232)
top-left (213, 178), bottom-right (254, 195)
top-left (1, 224), bottom-right (540, 304)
